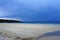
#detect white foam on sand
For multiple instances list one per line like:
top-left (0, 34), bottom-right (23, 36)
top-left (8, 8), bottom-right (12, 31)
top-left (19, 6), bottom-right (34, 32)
top-left (0, 23), bottom-right (60, 40)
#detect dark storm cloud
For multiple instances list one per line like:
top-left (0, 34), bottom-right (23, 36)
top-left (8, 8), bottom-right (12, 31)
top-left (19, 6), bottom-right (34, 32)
top-left (0, 0), bottom-right (60, 21)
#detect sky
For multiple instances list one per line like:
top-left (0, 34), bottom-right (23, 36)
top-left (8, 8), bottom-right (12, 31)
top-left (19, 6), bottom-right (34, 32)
top-left (0, 0), bottom-right (60, 22)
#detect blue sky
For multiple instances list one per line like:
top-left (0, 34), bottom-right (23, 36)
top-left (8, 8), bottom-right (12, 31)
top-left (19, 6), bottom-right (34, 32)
top-left (0, 0), bottom-right (60, 22)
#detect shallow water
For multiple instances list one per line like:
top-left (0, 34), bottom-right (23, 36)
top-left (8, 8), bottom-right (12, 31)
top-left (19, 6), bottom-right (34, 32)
top-left (38, 36), bottom-right (60, 40)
